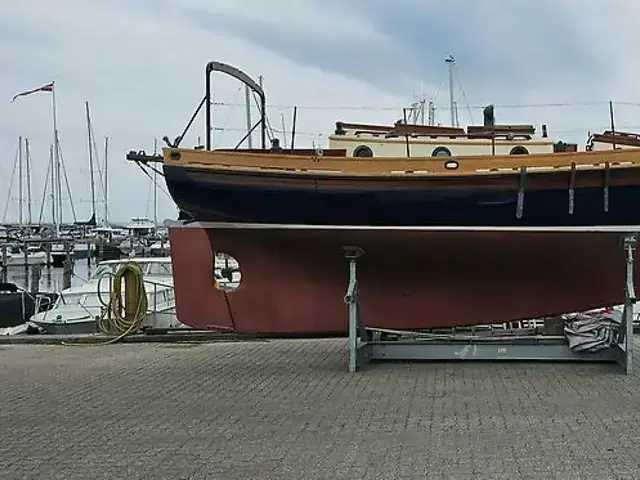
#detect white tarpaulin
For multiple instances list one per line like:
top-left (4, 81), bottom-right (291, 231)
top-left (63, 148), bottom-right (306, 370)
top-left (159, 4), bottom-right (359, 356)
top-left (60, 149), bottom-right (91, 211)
top-left (563, 309), bottom-right (620, 353)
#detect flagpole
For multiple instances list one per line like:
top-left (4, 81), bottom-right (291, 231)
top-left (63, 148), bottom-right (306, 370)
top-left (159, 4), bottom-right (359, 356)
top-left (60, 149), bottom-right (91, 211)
top-left (50, 80), bottom-right (61, 234)
top-left (51, 80), bottom-right (58, 137)
top-left (11, 80), bottom-right (60, 233)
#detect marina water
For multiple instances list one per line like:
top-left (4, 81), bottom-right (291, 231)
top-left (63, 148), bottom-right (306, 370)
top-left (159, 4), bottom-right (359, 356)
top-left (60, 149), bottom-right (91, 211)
top-left (5, 261), bottom-right (96, 293)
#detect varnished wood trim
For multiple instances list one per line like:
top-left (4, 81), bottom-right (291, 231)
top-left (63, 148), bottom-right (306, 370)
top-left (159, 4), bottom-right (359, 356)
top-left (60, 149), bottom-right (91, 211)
top-left (164, 148), bottom-right (640, 178)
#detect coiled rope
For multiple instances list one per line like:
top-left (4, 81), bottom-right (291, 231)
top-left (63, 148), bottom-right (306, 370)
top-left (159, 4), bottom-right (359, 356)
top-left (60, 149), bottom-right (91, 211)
top-left (63, 262), bottom-right (148, 346)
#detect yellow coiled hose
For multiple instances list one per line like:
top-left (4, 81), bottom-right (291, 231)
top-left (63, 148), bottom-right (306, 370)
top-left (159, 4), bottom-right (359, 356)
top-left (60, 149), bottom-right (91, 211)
top-left (99, 262), bottom-right (148, 337)
top-left (63, 262), bottom-right (148, 346)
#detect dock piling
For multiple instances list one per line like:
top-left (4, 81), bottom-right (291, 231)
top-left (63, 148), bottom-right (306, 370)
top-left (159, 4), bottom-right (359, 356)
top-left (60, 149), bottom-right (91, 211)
top-left (29, 264), bottom-right (41, 294)
top-left (62, 258), bottom-right (73, 290)
top-left (0, 245), bottom-right (7, 282)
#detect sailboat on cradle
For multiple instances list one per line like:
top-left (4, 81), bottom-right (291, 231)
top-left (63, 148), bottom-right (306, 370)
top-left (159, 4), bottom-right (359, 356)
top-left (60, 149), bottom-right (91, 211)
top-left (126, 58), bottom-right (640, 335)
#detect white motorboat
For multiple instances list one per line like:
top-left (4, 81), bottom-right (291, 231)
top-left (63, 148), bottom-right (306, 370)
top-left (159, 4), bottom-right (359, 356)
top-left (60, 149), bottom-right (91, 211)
top-left (118, 217), bottom-right (156, 256)
top-left (29, 256), bottom-right (184, 334)
top-left (50, 240), bottom-right (74, 266)
top-left (118, 236), bottom-right (148, 256)
top-left (50, 241), bottom-right (96, 266)
top-left (2, 245), bottom-right (51, 267)
top-left (73, 241), bottom-right (94, 259)
top-left (149, 238), bottom-right (170, 256)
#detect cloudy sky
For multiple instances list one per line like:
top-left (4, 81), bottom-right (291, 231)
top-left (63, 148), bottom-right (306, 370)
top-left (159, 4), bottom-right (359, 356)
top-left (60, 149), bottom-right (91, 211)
top-left (1, 0), bottom-right (639, 225)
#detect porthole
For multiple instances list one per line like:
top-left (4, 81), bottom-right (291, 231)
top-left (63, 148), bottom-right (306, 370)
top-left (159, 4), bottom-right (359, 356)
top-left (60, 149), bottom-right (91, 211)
top-left (444, 160), bottom-right (459, 170)
top-left (353, 145), bottom-right (374, 157)
top-left (510, 146), bottom-right (529, 155)
top-left (432, 146), bottom-right (452, 157)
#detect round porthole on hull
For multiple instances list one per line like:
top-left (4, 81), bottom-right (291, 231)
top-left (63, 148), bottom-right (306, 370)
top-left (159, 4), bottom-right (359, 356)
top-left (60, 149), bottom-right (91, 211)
top-left (444, 160), bottom-right (459, 170)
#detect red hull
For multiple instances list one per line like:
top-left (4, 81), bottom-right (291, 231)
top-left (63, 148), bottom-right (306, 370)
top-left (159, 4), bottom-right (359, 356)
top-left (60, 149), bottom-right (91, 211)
top-left (168, 225), bottom-right (638, 334)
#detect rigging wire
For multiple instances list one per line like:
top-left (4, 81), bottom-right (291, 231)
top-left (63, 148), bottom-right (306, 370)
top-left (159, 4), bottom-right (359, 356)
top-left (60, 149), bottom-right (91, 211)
top-left (133, 161), bottom-right (172, 200)
top-left (37, 152), bottom-right (51, 225)
top-left (211, 99), bottom-right (620, 111)
top-left (55, 138), bottom-right (78, 222)
top-left (218, 85), bottom-right (243, 137)
top-left (453, 62), bottom-right (475, 125)
top-left (2, 141), bottom-right (20, 223)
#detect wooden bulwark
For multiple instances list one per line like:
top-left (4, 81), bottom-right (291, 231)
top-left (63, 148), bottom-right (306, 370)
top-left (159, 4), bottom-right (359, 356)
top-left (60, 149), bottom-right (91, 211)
top-left (164, 147), bottom-right (640, 178)
top-left (591, 131), bottom-right (640, 148)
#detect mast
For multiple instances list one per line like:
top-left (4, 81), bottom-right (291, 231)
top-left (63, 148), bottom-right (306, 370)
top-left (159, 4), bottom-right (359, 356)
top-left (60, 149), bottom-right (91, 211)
top-left (280, 113), bottom-right (288, 149)
top-left (49, 144), bottom-right (56, 229)
top-left (445, 55), bottom-right (456, 127)
top-left (18, 136), bottom-right (23, 226)
top-left (244, 85), bottom-right (253, 148)
top-left (37, 151), bottom-right (51, 225)
top-left (103, 136), bottom-right (109, 225)
top-left (2, 143), bottom-right (20, 224)
top-left (85, 101), bottom-right (97, 221)
top-left (51, 82), bottom-right (61, 233)
top-left (153, 138), bottom-right (157, 234)
top-left (25, 138), bottom-right (32, 225)
top-left (258, 75), bottom-right (266, 148)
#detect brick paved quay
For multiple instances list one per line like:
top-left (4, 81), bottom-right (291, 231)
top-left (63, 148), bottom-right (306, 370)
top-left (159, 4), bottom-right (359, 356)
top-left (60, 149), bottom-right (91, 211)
top-left (2, 338), bottom-right (640, 479)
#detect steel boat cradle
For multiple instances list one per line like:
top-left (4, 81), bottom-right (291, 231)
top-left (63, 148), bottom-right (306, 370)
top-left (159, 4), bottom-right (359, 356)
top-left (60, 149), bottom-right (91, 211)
top-left (127, 60), bottom-right (640, 374)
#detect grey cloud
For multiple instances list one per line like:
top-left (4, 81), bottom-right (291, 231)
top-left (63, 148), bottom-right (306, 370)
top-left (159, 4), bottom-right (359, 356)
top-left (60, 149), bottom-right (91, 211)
top-left (178, 6), bottom-right (418, 95)
top-left (180, 0), bottom-right (609, 108)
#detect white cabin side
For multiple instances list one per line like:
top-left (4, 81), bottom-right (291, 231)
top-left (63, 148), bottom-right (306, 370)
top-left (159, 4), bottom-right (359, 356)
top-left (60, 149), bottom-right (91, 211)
top-left (328, 133), bottom-right (555, 158)
top-left (327, 116), bottom-right (558, 158)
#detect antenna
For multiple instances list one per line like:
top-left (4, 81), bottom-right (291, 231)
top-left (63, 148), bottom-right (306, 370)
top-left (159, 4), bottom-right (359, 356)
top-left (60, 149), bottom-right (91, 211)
top-left (445, 54), bottom-right (456, 127)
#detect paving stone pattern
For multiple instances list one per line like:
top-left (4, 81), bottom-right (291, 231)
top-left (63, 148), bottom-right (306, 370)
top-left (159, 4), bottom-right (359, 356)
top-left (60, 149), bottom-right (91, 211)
top-left (1, 338), bottom-right (640, 479)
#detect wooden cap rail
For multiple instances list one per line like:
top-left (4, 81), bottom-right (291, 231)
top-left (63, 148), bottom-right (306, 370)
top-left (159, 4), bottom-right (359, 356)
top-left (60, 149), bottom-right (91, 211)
top-left (164, 148), bottom-right (640, 177)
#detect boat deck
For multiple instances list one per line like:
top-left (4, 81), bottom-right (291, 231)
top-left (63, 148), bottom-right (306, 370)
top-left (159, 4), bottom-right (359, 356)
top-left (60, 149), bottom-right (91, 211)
top-left (2, 338), bottom-right (640, 478)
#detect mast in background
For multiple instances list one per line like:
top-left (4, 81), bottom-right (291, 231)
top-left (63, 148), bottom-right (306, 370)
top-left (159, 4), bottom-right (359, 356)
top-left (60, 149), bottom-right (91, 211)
top-left (244, 85), bottom-right (253, 148)
top-left (49, 144), bottom-right (56, 228)
top-left (153, 138), bottom-right (158, 234)
top-left (18, 136), bottom-right (23, 226)
top-left (103, 136), bottom-right (109, 226)
top-left (25, 138), bottom-right (32, 225)
top-left (85, 101), bottom-right (97, 222)
top-left (445, 54), bottom-right (456, 127)
top-left (51, 82), bottom-right (62, 233)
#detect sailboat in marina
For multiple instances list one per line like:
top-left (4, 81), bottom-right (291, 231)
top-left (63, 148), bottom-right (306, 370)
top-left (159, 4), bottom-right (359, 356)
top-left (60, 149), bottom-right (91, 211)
top-left (1, 137), bottom-right (53, 267)
top-left (2, 136), bottom-right (34, 229)
top-left (45, 134), bottom-right (85, 266)
top-left (49, 101), bottom-right (103, 265)
top-left (87, 126), bottom-right (124, 260)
